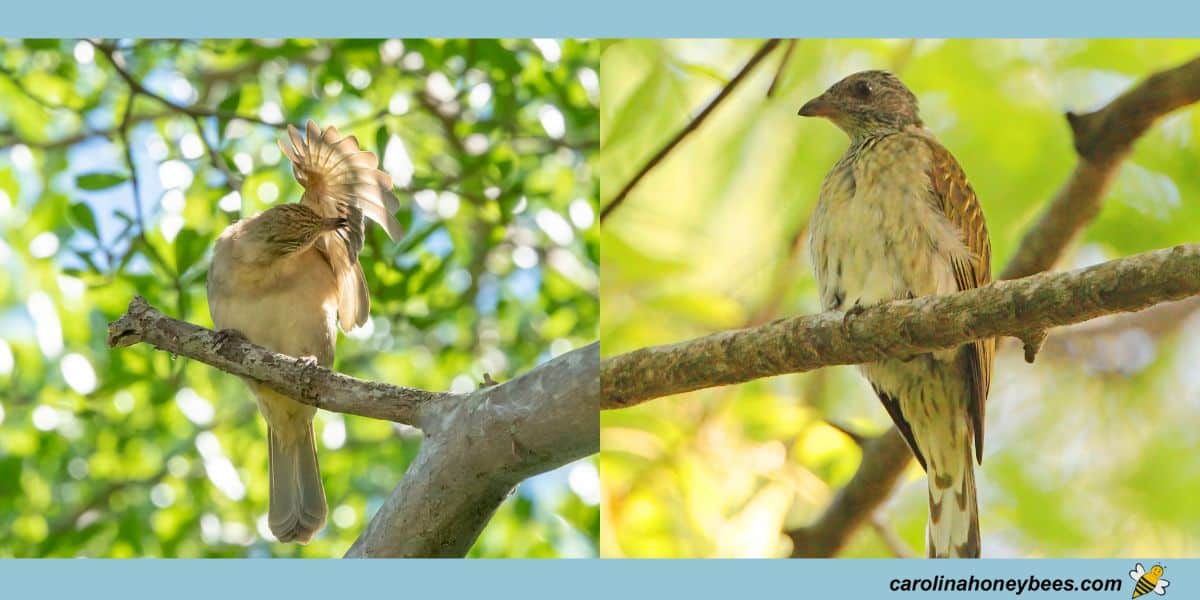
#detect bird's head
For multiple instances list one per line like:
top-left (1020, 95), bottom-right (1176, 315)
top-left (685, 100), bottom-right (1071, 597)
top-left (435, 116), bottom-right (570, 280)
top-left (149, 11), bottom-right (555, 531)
top-left (798, 70), bottom-right (922, 139)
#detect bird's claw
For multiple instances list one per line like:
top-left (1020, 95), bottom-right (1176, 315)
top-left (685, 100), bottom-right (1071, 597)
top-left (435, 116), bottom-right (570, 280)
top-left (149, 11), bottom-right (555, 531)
top-left (213, 328), bottom-right (248, 352)
top-left (840, 301), bottom-right (866, 333)
top-left (297, 355), bottom-right (319, 369)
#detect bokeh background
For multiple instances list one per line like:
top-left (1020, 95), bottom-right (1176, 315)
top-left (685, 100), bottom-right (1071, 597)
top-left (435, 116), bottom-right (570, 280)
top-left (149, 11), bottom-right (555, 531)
top-left (0, 38), bottom-right (599, 557)
top-left (600, 39), bottom-right (1200, 557)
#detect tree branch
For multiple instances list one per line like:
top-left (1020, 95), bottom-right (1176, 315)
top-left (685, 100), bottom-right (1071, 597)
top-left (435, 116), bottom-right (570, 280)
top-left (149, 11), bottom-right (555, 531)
top-left (91, 40), bottom-right (286, 129)
top-left (602, 243), bottom-right (1200, 409)
top-left (765, 39), bottom-right (797, 99)
top-left (106, 296), bottom-right (450, 425)
top-left (788, 432), bottom-right (910, 557)
top-left (1001, 56), bottom-right (1200, 282)
top-left (346, 343), bottom-right (598, 557)
top-left (999, 55), bottom-right (1200, 362)
top-left (599, 39), bottom-right (781, 222)
top-left (106, 296), bottom-right (599, 557)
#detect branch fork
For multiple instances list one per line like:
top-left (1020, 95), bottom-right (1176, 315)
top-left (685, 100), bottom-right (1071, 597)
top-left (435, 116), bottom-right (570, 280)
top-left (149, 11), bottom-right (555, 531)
top-left (107, 295), bottom-right (599, 557)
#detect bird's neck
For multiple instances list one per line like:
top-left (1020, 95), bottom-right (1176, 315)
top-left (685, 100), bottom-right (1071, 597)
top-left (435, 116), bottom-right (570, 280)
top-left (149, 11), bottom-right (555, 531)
top-left (847, 122), bottom-right (926, 146)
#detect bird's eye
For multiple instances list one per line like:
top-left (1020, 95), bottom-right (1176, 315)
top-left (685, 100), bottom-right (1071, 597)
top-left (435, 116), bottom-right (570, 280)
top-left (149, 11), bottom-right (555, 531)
top-left (853, 80), bottom-right (873, 99)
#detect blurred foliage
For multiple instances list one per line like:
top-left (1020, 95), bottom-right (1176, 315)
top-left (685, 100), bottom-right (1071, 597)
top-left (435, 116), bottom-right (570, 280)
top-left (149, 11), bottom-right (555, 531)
top-left (0, 38), bottom-right (599, 557)
top-left (600, 39), bottom-right (1200, 558)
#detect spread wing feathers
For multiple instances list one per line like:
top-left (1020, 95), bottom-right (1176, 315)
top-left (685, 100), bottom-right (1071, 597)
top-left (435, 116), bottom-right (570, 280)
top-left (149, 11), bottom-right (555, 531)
top-left (924, 139), bottom-right (994, 464)
top-left (280, 121), bottom-right (405, 241)
top-left (280, 121), bottom-right (402, 330)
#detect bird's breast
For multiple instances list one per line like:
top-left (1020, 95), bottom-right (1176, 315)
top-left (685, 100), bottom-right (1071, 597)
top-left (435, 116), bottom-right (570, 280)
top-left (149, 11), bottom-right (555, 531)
top-left (809, 143), bottom-right (959, 313)
top-left (208, 243), bottom-right (339, 366)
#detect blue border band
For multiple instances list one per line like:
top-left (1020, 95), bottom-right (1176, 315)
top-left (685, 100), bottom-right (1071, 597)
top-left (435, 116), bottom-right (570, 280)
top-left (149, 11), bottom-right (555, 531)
top-left (2, 0), bottom-right (1199, 37)
top-left (1, 558), bottom-right (1193, 599)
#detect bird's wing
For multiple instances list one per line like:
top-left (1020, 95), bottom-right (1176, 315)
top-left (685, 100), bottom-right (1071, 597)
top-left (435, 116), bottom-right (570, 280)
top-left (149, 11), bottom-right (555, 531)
top-left (923, 137), bottom-right (994, 464)
top-left (279, 121), bottom-right (404, 330)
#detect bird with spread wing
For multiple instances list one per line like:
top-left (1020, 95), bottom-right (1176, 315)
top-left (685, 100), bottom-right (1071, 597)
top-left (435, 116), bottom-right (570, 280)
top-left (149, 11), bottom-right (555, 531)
top-left (206, 121), bottom-right (403, 543)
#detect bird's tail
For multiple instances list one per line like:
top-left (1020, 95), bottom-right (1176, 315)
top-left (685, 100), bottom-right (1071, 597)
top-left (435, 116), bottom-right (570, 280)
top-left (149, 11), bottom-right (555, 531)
top-left (267, 421), bottom-right (327, 544)
top-left (926, 444), bottom-right (980, 558)
top-left (278, 121), bottom-right (403, 330)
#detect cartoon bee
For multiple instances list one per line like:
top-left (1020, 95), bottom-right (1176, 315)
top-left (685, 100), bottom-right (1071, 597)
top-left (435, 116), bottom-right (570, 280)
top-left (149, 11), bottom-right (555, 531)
top-left (1130, 563), bottom-right (1170, 598)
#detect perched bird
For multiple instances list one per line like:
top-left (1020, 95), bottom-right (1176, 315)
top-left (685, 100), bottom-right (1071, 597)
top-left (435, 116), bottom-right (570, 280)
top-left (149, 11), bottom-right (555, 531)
top-left (207, 121), bottom-right (403, 543)
top-left (800, 71), bottom-right (994, 558)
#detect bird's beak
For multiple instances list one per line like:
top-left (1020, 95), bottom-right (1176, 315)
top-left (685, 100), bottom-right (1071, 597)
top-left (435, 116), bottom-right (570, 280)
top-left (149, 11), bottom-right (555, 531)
top-left (798, 95), bottom-right (838, 118)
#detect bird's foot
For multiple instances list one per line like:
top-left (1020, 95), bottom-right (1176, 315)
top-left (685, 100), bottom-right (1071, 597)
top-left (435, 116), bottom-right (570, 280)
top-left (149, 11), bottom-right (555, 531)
top-left (840, 301), bottom-right (867, 334)
top-left (213, 328), bottom-right (248, 352)
top-left (295, 355), bottom-right (321, 386)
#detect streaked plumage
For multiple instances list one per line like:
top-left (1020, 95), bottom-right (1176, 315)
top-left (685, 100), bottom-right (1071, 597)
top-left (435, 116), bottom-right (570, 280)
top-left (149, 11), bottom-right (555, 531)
top-left (801, 71), bottom-right (994, 558)
top-left (207, 121), bottom-right (401, 543)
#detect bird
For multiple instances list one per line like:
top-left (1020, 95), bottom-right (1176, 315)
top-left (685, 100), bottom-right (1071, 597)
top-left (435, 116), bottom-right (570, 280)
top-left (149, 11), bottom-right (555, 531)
top-left (799, 71), bottom-right (994, 558)
top-left (206, 120), bottom-right (403, 543)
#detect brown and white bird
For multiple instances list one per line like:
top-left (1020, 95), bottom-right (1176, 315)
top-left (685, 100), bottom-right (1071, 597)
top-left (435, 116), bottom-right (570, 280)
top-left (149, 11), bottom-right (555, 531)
top-left (206, 121), bottom-right (403, 543)
top-left (800, 71), bottom-right (994, 558)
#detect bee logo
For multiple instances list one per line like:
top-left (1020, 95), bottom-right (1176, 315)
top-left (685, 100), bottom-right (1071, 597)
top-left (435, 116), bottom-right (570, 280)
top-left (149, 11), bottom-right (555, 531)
top-left (1129, 563), bottom-right (1170, 598)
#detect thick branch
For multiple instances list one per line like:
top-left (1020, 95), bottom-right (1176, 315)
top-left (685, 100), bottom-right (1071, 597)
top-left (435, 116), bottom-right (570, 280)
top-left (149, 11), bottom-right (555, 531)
top-left (788, 431), bottom-right (910, 557)
top-left (346, 343), bottom-right (599, 557)
top-left (1001, 56), bottom-right (1200, 281)
top-left (107, 296), bottom-right (599, 557)
top-left (602, 244), bottom-right (1200, 409)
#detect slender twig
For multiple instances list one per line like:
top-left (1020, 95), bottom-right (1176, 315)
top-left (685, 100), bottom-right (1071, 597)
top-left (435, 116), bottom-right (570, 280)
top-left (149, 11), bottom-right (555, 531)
top-left (190, 115), bottom-right (242, 192)
top-left (90, 40), bottom-right (286, 129)
top-left (0, 64), bottom-right (81, 112)
top-left (415, 91), bottom-right (468, 156)
top-left (116, 88), bottom-right (186, 322)
top-left (870, 514), bottom-right (916, 558)
top-left (338, 108), bottom-right (391, 134)
top-left (114, 78), bottom-right (172, 279)
top-left (766, 39), bottom-right (798, 99)
top-left (0, 110), bottom-right (173, 151)
top-left (600, 39), bottom-right (782, 222)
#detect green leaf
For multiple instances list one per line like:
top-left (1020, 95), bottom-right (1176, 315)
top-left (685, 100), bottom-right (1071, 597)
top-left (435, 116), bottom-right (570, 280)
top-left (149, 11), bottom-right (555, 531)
top-left (172, 228), bottom-right (209, 275)
top-left (76, 172), bottom-right (128, 191)
top-left (73, 249), bottom-right (100, 273)
top-left (218, 90), bottom-right (242, 139)
top-left (375, 125), bottom-right (389, 160)
top-left (68, 202), bottom-right (99, 238)
top-left (396, 222), bottom-right (440, 255)
top-left (396, 205), bottom-right (414, 236)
